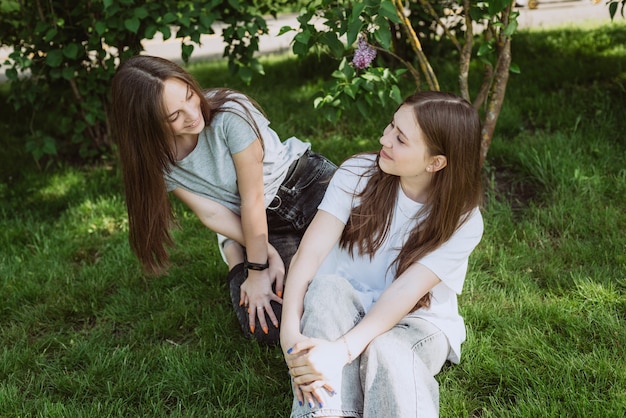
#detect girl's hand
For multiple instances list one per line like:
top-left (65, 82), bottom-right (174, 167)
top-left (240, 269), bottom-right (282, 335)
top-left (239, 243), bottom-right (284, 334)
top-left (285, 338), bottom-right (348, 406)
top-left (267, 243), bottom-right (285, 298)
top-left (280, 334), bottom-right (335, 408)
top-left (286, 338), bottom-right (349, 384)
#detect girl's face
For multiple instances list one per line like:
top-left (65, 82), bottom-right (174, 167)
top-left (162, 78), bottom-right (205, 137)
top-left (378, 104), bottom-right (434, 178)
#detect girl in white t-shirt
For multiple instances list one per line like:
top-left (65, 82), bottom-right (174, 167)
top-left (281, 91), bottom-right (484, 417)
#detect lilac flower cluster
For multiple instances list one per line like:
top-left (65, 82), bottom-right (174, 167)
top-left (352, 37), bottom-right (376, 70)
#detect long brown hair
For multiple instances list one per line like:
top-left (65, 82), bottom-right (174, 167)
top-left (339, 91), bottom-right (483, 310)
top-left (110, 55), bottom-right (264, 275)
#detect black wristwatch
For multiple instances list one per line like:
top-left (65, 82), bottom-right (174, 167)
top-left (244, 256), bottom-right (269, 271)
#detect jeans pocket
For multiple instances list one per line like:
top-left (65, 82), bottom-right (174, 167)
top-left (268, 155), bottom-right (336, 232)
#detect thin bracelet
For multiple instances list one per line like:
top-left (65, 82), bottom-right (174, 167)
top-left (341, 336), bottom-right (353, 364)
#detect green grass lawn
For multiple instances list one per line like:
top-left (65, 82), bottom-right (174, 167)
top-left (1, 22), bottom-right (625, 417)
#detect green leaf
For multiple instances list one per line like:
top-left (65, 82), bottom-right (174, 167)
top-left (5, 68), bottom-right (18, 81)
top-left (46, 49), bottom-right (64, 67)
top-left (44, 28), bottom-right (58, 42)
top-left (161, 26), bottom-right (172, 40)
top-left (199, 14), bottom-right (214, 30)
top-left (104, 3), bottom-right (120, 16)
top-left (189, 32), bottom-right (201, 44)
top-left (179, 16), bottom-right (191, 28)
top-left (293, 31), bottom-right (311, 56)
top-left (351, 2), bottom-right (366, 21)
top-left (509, 63), bottom-right (521, 74)
top-left (478, 55), bottom-right (492, 67)
top-left (347, 17), bottom-right (362, 46)
top-left (390, 84), bottom-right (402, 104)
top-left (488, 0), bottom-right (508, 15)
top-left (134, 6), bottom-right (149, 19)
top-left (331, 69), bottom-right (345, 81)
top-left (320, 32), bottom-right (344, 59)
top-left (608, 2), bottom-right (617, 19)
top-left (61, 67), bottom-right (74, 80)
top-left (374, 17), bottom-right (392, 49)
top-left (379, 0), bottom-right (400, 23)
top-left (469, 6), bottom-right (483, 22)
top-left (293, 40), bottom-right (308, 56)
top-left (144, 24), bottom-right (158, 39)
top-left (341, 59), bottom-right (355, 79)
top-left (35, 21), bottom-right (48, 34)
top-left (124, 17), bottom-right (140, 34)
top-left (95, 21), bottom-right (107, 35)
top-left (72, 119), bottom-right (86, 134)
top-left (42, 136), bottom-right (57, 155)
top-left (377, 88), bottom-right (387, 106)
top-left (63, 43), bottom-right (80, 59)
top-left (329, 109), bottom-right (341, 123)
top-left (294, 30), bottom-right (311, 45)
top-left (361, 72), bottom-right (381, 83)
top-left (250, 58), bottom-right (264, 76)
top-left (344, 83), bottom-right (359, 100)
top-left (49, 67), bottom-right (62, 79)
top-left (181, 43), bottom-right (194, 62)
top-left (477, 42), bottom-right (494, 57)
top-left (163, 12), bottom-right (177, 24)
top-left (356, 99), bottom-right (369, 118)
top-left (85, 112), bottom-right (96, 125)
top-left (503, 20), bottom-right (518, 37)
top-left (238, 66), bottom-right (252, 85)
top-left (278, 26), bottom-right (294, 36)
top-left (0, 0), bottom-right (20, 13)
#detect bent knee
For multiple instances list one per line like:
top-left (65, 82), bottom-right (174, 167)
top-left (304, 274), bottom-right (353, 305)
top-left (301, 275), bottom-right (364, 334)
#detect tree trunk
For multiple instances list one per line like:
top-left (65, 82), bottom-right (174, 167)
top-left (481, 35), bottom-right (511, 166)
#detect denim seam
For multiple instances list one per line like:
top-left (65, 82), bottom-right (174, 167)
top-left (280, 156), bottom-right (335, 192)
top-left (292, 407), bottom-right (362, 418)
top-left (411, 329), bottom-right (445, 352)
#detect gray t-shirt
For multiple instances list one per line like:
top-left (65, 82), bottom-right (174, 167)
top-left (164, 95), bottom-right (310, 214)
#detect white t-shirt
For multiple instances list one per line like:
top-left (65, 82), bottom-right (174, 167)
top-left (317, 154), bottom-right (483, 363)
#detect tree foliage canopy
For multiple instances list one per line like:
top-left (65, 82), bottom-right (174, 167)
top-left (0, 0), bottom-right (622, 164)
top-left (0, 0), bottom-right (284, 160)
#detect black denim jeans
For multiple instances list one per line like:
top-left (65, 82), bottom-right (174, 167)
top-left (227, 150), bottom-right (337, 344)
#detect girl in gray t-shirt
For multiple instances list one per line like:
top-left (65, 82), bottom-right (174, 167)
top-left (110, 55), bottom-right (336, 345)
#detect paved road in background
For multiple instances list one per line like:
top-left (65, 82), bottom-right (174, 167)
top-left (516, 0), bottom-right (612, 28)
top-left (0, 1), bottom-right (616, 82)
top-left (142, 1), bottom-right (613, 63)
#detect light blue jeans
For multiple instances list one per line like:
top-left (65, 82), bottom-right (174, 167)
top-left (290, 275), bottom-right (450, 418)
